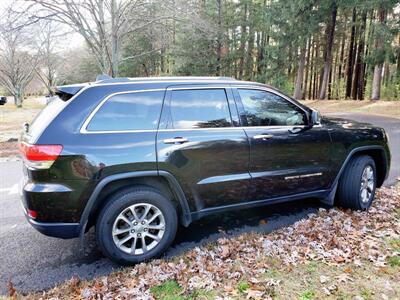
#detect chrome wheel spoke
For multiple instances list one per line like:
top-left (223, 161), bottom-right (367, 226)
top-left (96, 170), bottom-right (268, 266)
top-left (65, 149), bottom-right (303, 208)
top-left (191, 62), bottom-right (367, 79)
top-left (118, 214), bottom-right (131, 226)
top-left (367, 167), bottom-right (373, 179)
top-left (118, 234), bottom-right (133, 246)
top-left (113, 227), bottom-right (130, 236)
top-left (141, 204), bottom-right (151, 221)
top-left (147, 224), bottom-right (165, 230)
top-left (129, 207), bottom-right (140, 222)
top-left (145, 232), bottom-right (160, 241)
top-left (141, 236), bottom-right (148, 253)
top-left (131, 237), bottom-right (138, 254)
top-left (148, 212), bottom-right (161, 223)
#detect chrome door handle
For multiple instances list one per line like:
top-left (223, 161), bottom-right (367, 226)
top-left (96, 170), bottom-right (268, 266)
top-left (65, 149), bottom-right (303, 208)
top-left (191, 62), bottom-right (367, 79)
top-left (253, 134), bottom-right (273, 140)
top-left (163, 137), bottom-right (189, 144)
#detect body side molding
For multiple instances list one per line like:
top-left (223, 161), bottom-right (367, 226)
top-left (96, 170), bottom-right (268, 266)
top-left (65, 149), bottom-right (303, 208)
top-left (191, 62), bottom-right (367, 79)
top-left (191, 189), bottom-right (330, 220)
top-left (79, 170), bottom-right (192, 239)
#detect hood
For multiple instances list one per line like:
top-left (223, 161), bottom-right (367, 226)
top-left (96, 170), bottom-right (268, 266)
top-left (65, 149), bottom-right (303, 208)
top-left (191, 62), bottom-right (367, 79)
top-left (322, 116), bottom-right (376, 130)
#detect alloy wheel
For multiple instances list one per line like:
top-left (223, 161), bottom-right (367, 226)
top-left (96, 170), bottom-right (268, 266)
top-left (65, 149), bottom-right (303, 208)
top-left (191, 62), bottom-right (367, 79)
top-left (112, 203), bottom-right (165, 255)
top-left (360, 165), bottom-right (374, 204)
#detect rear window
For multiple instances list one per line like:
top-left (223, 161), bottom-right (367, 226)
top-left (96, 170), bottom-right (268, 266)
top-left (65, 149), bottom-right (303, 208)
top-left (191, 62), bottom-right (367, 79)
top-left (86, 91), bottom-right (164, 131)
top-left (28, 97), bottom-right (68, 139)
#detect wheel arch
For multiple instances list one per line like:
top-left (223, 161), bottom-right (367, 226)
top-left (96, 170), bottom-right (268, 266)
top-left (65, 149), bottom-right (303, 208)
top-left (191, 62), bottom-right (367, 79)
top-left (79, 171), bottom-right (191, 238)
top-left (334, 145), bottom-right (389, 188)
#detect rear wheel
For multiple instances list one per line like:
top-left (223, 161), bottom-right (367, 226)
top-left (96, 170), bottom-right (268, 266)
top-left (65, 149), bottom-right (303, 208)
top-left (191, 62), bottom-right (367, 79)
top-left (96, 186), bottom-right (178, 265)
top-left (336, 155), bottom-right (376, 210)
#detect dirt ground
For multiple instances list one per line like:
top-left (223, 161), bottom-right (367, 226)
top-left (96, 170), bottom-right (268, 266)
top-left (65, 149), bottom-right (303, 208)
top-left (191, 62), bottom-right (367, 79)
top-left (301, 100), bottom-right (400, 118)
top-left (0, 97), bottom-right (45, 159)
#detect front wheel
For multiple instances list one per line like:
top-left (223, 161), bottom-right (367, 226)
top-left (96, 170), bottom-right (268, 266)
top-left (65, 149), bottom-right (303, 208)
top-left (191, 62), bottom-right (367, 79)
top-left (336, 155), bottom-right (377, 210)
top-left (96, 187), bottom-right (178, 265)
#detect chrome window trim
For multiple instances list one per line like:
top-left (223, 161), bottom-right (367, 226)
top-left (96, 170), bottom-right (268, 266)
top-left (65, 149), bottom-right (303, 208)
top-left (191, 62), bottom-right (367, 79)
top-left (80, 125), bottom-right (318, 134)
top-left (80, 88), bottom-right (166, 134)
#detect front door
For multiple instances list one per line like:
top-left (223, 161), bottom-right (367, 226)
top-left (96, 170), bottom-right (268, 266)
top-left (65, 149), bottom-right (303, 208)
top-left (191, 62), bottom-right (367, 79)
top-left (157, 86), bottom-right (250, 212)
top-left (234, 88), bottom-right (333, 201)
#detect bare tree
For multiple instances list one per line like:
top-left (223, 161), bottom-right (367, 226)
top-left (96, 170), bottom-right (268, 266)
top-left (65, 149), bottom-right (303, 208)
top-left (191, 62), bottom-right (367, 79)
top-left (35, 21), bottom-right (63, 96)
top-left (0, 9), bottom-right (39, 107)
top-left (26, 0), bottom-right (176, 76)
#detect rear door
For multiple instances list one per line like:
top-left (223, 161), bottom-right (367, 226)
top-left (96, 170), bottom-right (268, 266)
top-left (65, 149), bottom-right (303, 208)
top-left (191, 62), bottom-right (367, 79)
top-left (233, 87), bottom-right (333, 201)
top-left (156, 86), bottom-right (250, 212)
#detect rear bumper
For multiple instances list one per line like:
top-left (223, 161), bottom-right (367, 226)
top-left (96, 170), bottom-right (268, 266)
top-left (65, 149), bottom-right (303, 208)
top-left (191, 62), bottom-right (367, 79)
top-left (26, 216), bottom-right (80, 239)
top-left (20, 178), bottom-right (81, 239)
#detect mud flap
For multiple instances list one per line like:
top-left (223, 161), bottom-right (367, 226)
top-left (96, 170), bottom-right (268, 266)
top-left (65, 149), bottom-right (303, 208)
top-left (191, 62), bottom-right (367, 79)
top-left (320, 182), bottom-right (338, 206)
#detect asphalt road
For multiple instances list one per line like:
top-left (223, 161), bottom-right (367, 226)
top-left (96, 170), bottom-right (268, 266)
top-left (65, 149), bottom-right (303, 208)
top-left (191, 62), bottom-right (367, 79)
top-left (0, 113), bottom-right (398, 295)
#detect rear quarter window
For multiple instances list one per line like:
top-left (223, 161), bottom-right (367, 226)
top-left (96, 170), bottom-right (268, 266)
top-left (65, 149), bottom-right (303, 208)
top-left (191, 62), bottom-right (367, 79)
top-left (86, 90), bottom-right (165, 132)
top-left (28, 97), bottom-right (68, 140)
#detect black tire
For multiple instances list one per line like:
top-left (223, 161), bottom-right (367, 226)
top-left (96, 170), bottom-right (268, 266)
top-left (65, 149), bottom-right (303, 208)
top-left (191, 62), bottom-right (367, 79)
top-left (96, 186), bottom-right (178, 265)
top-left (336, 155), bottom-right (377, 210)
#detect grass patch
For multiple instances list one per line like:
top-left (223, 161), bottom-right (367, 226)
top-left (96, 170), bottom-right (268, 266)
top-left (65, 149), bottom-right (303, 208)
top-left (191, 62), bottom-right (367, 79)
top-left (389, 239), bottom-right (400, 250)
top-left (237, 281), bottom-right (250, 293)
top-left (305, 261), bottom-right (322, 273)
top-left (265, 268), bottom-right (281, 278)
top-left (150, 280), bottom-right (183, 300)
top-left (300, 290), bottom-right (316, 300)
top-left (388, 256), bottom-right (400, 267)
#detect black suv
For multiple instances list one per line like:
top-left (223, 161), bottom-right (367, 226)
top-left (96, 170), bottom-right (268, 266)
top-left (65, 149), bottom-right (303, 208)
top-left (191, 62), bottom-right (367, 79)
top-left (20, 77), bottom-right (390, 264)
top-left (0, 96), bottom-right (7, 105)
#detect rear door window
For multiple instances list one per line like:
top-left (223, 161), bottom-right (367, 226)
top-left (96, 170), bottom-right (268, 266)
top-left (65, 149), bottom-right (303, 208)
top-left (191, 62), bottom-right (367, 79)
top-left (86, 90), bottom-right (164, 131)
top-left (167, 89), bottom-right (232, 129)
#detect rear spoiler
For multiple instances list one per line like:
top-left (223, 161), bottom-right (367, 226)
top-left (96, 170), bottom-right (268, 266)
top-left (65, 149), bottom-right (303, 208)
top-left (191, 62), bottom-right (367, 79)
top-left (54, 83), bottom-right (88, 101)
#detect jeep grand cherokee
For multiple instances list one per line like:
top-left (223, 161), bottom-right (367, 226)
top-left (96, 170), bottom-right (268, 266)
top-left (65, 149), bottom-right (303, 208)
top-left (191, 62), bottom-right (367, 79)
top-left (19, 76), bottom-right (390, 264)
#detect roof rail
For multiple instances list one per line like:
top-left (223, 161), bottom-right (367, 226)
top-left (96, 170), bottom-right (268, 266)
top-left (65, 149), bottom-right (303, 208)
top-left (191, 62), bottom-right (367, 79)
top-left (91, 76), bottom-right (238, 85)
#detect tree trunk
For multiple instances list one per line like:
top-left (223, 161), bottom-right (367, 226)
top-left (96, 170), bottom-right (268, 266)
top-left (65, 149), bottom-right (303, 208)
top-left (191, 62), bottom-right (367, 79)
top-left (309, 38), bottom-right (315, 99)
top-left (371, 8), bottom-right (386, 100)
top-left (238, 3), bottom-right (248, 79)
top-left (345, 8), bottom-right (357, 98)
top-left (246, 8), bottom-right (255, 80)
top-left (216, 0), bottom-right (222, 76)
top-left (294, 45), bottom-right (306, 99)
top-left (13, 89), bottom-right (22, 108)
top-left (336, 30), bottom-right (346, 98)
top-left (110, 0), bottom-right (118, 77)
top-left (371, 64), bottom-right (383, 100)
top-left (352, 10), bottom-right (367, 100)
top-left (319, 3), bottom-right (338, 99)
top-left (303, 37), bottom-right (311, 99)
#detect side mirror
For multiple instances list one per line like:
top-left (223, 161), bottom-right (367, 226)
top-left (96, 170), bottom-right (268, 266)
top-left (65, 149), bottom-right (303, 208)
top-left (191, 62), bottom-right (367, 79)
top-left (310, 109), bottom-right (321, 126)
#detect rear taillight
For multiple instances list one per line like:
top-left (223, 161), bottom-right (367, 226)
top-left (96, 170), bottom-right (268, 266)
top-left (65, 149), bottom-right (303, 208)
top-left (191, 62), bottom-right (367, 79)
top-left (19, 142), bottom-right (63, 169)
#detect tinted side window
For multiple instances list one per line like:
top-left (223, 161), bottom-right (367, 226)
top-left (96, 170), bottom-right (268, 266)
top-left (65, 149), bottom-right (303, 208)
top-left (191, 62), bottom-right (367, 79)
top-left (238, 89), bottom-right (307, 126)
top-left (169, 89), bottom-right (232, 129)
top-left (87, 91), bottom-right (164, 131)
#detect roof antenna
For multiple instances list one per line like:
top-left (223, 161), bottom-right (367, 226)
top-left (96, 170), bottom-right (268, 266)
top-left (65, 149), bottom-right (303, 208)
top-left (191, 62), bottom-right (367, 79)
top-left (96, 74), bottom-right (112, 81)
